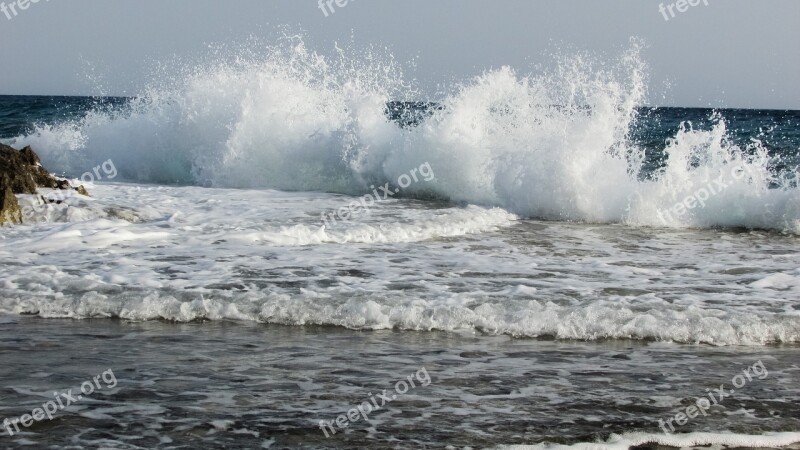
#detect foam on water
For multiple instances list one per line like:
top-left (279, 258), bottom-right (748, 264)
top-left (7, 290), bottom-right (794, 345)
top-left (503, 431), bottom-right (800, 450)
top-left (1, 184), bottom-right (798, 346)
top-left (6, 37), bottom-right (799, 232)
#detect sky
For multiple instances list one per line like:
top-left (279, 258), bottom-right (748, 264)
top-left (0, 0), bottom-right (797, 109)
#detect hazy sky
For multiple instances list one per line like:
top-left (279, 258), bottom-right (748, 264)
top-left (0, 0), bottom-right (797, 109)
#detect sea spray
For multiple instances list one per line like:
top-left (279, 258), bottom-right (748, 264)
top-left (8, 35), bottom-right (800, 232)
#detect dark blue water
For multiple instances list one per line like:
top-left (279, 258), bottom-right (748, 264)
top-left (0, 96), bottom-right (130, 139)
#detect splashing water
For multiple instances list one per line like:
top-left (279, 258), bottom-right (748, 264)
top-left (8, 36), bottom-right (800, 232)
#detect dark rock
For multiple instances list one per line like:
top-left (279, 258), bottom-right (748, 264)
top-left (23, 146), bottom-right (58, 189)
top-left (56, 179), bottom-right (72, 190)
top-left (0, 176), bottom-right (23, 225)
top-left (18, 146), bottom-right (41, 166)
top-left (0, 145), bottom-right (37, 194)
top-left (0, 143), bottom-right (59, 194)
top-left (0, 144), bottom-right (85, 225)
top-left (0, 144), bottom-right (93, 224)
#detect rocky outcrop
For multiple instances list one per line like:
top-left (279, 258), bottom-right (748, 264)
top-left (0, 144), bottom-right (90, 225)
top-left (0, 143), bottom-right (58, 194)
top-left (0, 176), bottom-right (23, 225)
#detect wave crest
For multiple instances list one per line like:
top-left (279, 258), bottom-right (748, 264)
top-left (9, 36), bottom-right (800, 232)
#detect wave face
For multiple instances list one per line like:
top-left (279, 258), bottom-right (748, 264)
top-left (6, 37), bottom-right (800, 232)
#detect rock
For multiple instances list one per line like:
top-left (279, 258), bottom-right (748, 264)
top-left (0, 143), bottom-right (58, 194)
top-left (0, 176), bottom-right (23, 225)
top-left (0, 144), bottom-right (91, 225)
top-left (56, 179), bottom-right (72, 190)
top-left (21, 146), bottom-right (58, 189)
top-left (18, 145), bottom-right (41, 166)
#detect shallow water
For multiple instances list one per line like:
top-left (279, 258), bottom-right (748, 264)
top-left (0, 317), bottom-right (798, 448)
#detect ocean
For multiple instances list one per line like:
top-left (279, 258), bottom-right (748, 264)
top-left (0, 42), bottom-right (799, 449)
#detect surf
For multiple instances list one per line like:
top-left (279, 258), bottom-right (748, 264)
top-left (5, 36), bottom-right (799, 232)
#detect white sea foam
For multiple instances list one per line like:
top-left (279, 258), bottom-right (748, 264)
top-left (502, 431), bottom-right (800, 450)
top-left (1, 183), bottom-right (798, 346)
top-left (4, 289), bottom-right (796, 345)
